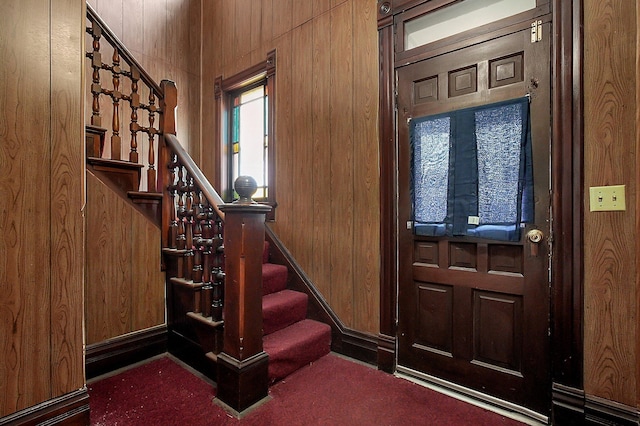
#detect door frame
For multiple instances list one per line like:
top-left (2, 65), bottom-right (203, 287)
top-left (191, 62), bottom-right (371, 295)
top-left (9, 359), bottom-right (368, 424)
top-left (376, 0), bottom-right (584, 420)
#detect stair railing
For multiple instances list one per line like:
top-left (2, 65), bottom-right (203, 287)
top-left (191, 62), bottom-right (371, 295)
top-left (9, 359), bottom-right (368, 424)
top-left (160, 89), bottom-right (227, 321)
top-left (85, 3), bottom-right (162, 192)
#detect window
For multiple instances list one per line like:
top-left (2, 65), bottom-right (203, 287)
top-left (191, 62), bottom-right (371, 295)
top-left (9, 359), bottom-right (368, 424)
top-left (216, 50), bottom-right (276, 218)
top-left (411, 97), bottom-right (533, 241)
top-left (230, 84), bottom-right (268, 200)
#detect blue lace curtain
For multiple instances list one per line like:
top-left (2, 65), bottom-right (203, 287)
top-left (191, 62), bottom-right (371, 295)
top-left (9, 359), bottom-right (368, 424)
top-left (411, 97), bottom-right (533, 242)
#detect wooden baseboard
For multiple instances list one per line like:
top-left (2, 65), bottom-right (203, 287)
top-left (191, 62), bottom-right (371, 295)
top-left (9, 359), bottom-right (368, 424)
top-left (86, 325), bottom-right (167, 379)
top-left (0, 389), bottom-right (89, 426)
top-left (552, 383), bottom-right (585, 425)
top-left (585, 394), bottom-right (639, 426)
top-left (334, 328), bottom-right (378, 365)
top-left (552, 383), bottom-right (640, 425)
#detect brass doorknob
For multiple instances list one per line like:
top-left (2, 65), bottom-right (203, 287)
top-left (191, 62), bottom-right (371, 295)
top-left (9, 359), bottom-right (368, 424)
top-left (527, 229), bottom-right (544, 243)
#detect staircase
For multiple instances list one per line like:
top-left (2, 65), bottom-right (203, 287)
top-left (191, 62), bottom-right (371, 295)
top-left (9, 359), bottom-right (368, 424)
top-left (84, 4), bottom-right (332, 413)
top-left (261, 242), bottom-right (331, 382)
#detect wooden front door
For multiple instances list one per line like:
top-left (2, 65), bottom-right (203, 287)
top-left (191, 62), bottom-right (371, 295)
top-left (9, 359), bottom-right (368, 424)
top-left (396, 23), bottom-right (551, 415)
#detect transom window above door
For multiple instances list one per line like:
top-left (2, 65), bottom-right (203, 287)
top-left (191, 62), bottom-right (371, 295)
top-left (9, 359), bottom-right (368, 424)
top-left (404, 0), bottom-right (537, 50)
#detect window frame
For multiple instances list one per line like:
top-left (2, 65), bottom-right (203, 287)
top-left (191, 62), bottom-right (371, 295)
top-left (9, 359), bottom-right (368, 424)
top-left (215, 50), bottom-right (277, 220)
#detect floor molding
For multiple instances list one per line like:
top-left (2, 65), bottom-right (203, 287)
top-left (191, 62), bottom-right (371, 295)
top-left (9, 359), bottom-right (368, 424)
top-left (396, 365), bottom-right (548, 425)
top-left (0, 388), bottom-right (89, 426)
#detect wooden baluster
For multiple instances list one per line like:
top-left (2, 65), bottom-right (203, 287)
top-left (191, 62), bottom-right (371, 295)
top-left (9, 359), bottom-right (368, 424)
top-left (184, 177), bottom-right (195, 281)
top-left (111, 47), bottom-right (121, 160)
top-left (176, 165), bottom-right (186, 251)
top-left (168, 154), bottom-right (178, 249)
top-left (129, 66), bottom-right (140, 164)
top-left (89, 21), bottom-right (102, 128)
top-left (192, 189), bottom-right (203, 283)
top-left (211, 216), bottom-right (224, 322)
top-left (200, 202), bottom-right (213, 317)
top-left (147, 92), bottom-right (157, 192)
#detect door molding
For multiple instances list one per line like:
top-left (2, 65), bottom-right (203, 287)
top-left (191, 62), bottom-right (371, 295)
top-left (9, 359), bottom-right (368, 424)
top-left (376, 0), bottom-right (584, 417)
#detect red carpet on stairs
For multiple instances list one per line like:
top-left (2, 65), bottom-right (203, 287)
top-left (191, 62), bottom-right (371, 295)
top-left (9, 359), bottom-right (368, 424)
top-left (88, 354), bottom-right (527, 425)
top-left (260, 242), bottom-right (331, 382)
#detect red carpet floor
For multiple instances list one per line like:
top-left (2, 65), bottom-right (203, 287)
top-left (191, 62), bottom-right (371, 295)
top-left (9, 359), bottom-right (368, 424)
top-left (88, 354), bottom-right (526, 425)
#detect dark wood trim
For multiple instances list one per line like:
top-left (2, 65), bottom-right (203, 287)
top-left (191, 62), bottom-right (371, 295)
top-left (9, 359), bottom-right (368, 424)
top-left (552, 383), bottom-right (585, 425)
top-left (265, 226), bottom-right (378, 366)
top-left (377, 15), bottom-right (397, 374)
top-left (584, 395), bottom-right (640, 426)
top-left (85, 325), bottom-right (167, 379)
top-left (376, 334), bottom-right (396, 373)
top-left (0, 389), bottom-right (89, 426)
top-left (551, 0), bottom-right (583, 389)
top-left (167, 328), bottom-right (218, 381)
top-left (551, 384), bottom-right (640, 426)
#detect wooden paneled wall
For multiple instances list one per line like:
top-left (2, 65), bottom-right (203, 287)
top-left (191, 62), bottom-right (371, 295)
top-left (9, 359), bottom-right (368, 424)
top-left (86, 0), bottom-right (202, 162)
top-left (0, 0), bottom-right (84, 416)
top-left (583, 0), bottom-right (639, 409)
top-left (85, 173), bottom-right (165, 345)
top-left (200, 0), bottom-right (380, 334)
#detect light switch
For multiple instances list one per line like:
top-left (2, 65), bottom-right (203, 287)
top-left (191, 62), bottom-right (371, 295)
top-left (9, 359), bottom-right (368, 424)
top-left (589, 185), bottom-right (626, 211)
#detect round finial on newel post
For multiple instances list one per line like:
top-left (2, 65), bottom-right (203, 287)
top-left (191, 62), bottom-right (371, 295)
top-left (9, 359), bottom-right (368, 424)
top-left (234, 175), bottom-right (257, 204)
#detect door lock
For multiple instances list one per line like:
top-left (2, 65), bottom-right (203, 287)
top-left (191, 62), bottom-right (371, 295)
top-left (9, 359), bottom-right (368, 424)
top-left (527, 229), bottom-right (544, 243)
top-left (527, 229), bottom-right (544, 256)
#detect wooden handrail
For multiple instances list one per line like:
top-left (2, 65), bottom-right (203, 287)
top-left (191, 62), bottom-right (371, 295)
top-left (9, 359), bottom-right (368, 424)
top-left (163, 133), bottom-right (225, 221)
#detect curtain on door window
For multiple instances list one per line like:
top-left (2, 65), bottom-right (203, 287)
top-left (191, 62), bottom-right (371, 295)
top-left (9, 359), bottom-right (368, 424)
top-left (411, 97), bottom-right (533, 242)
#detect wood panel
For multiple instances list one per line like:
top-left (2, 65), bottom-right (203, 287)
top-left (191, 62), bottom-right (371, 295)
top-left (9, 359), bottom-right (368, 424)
top-left (85, 173), bottom-right (165, 345)
top-left (291, 22), bottom-right (314, 272)
top-left (272, 0), bottom-right (292, 40)
top-left (199, 0), bottom-right (222, 179)
top-left (292, 0), bottom-right (312, 28)
top-left (131, 213), bottom-right (165, 330)
top-left (86, 173), bottom-right (131, 344)
top-left (329, 1), bottom-right (354, 325)
top-left (1, 0), bottom-right (83, 416)
top-left (352, 0), bottom-right (380, 332)
top-left (50, 0), bottom-right (85, 396)
top-left (201, 0), bottom-right (381, 334)
top-left (583, 0), bottom-right (638, 406)
top-left (311, 11), bottom-right (332, 300)
top-left (270, 32), bottom-right (293, 245)
top-left (0, 0), bottom-right (52, 415)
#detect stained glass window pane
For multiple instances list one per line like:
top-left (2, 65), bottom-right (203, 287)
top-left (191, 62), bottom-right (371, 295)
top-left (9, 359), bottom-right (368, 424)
top-left (413, 117), bottom-right (450, 223)
top-left (475, 103), bottom-right (523, 224)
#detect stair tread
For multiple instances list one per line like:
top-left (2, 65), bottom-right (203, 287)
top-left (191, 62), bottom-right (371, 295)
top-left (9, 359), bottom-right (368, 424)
top-left (262, 290), bottom-right (308, 336)
top-left (262, 262), bottom-right (288, 295)
top-left (263, 319), bottom-right (332, 382)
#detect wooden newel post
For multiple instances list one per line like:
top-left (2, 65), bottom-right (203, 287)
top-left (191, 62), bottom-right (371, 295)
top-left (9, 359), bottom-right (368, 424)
top-left (215, 176), bottom-right (271, 415)
top-left (159, 80), bottom-right (177, 248)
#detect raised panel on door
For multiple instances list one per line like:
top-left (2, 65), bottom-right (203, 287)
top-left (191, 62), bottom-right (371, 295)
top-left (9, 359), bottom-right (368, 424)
top-left (397, 22), bottom-right (551, 416)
